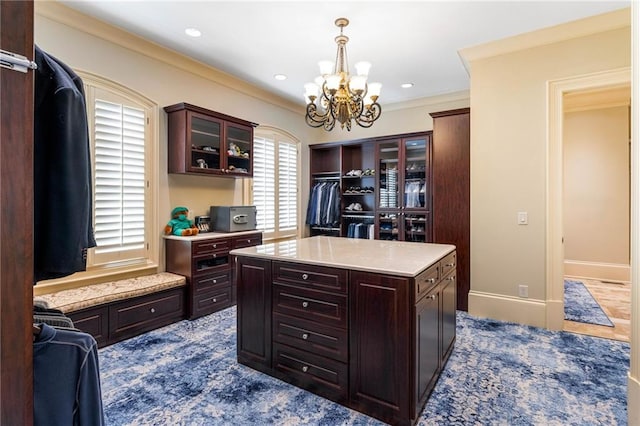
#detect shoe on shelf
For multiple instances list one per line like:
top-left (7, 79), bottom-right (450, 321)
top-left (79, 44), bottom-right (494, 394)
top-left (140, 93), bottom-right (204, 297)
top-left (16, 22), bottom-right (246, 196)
top-left (346, 203), bottom-right (355, 211)
top-left (353, 202), bottom-right (363, 211)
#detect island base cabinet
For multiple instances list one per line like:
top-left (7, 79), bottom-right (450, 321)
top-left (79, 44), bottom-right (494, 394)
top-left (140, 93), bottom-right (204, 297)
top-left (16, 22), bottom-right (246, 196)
top-left (415, 286), bottom-right (441, 417)
top-left (349, 271), bottom-right (413, 426)
top-left (236, 257), bottom-right (272, 373)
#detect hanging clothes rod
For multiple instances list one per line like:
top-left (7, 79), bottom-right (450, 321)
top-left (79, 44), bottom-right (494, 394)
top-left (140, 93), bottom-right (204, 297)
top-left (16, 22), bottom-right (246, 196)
top-left (343, 214), bottom-right (375, 219)
top-left (313, 176), bottom-right (340, 181)
top-left (0, 49), bottom-right (37, 73)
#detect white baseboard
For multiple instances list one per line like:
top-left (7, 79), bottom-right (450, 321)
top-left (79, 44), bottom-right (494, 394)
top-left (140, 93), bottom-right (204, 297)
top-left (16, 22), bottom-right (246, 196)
top-left (564, 260), bottom-right (630, 283)
top-left (545, 298), bottom-right (565, 331)
top-left (629, 374), bottom-right (640, 425)
top-left (468, 290), bottom-right (547, 328)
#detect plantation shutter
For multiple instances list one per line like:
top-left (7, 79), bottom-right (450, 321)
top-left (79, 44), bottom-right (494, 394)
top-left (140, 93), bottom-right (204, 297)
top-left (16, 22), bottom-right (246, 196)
top-left (253, 135), bottom-right (276, 233)
top-left (278, 141), bottom-right (297, 232)
top-left (93, 99), bottom-right (146, 261)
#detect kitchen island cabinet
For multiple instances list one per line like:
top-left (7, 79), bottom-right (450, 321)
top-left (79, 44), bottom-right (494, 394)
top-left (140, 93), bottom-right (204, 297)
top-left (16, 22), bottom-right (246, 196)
top-left (231, 236), bottom-right (456, 425)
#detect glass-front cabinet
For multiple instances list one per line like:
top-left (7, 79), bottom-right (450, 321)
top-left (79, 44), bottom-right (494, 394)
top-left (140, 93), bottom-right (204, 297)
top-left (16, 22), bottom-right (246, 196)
top-left (165, 103), bottom-right (257, 177)
top-left (376, 135), bottom-right (432, 241)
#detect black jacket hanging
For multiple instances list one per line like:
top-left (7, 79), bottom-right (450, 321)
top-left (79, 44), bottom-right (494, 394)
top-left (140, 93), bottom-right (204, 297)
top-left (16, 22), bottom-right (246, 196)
top-left (34, 46), bottom-right (96, 282)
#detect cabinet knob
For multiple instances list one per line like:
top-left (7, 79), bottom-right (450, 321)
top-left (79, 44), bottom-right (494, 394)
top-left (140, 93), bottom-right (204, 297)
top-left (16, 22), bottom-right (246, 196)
top-left (213, 279), bottom-right (217, 284)
top-left (427, 278), bottom-right (436, 283)
top-left (302, 366), bottom-right (308, 373)
top-left (302, 333), bottom-right (308, 340)
top-left (212, 298), bottom-right (217, 303)
top-left (247, 239), bottom-right (251, 243)
top-left (447, 276), bottom-right (456, 281)
top-left (445, 263), bottom-right (456, 267)
top-left (429, 294), bottom-right (437, 300)
top-left (213, 244), bottom-right (217, 248)
top-left (302, 301), bottom-right (309, 308)
top-left (150, 307), bottom-right (156, 313)
top-left (302, 273), bottom-right (309, 280)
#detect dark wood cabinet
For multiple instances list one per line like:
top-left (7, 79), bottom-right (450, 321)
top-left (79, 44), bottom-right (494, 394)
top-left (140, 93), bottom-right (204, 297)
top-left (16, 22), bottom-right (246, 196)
top-left (236, 256), bottom-right (272, 373)
top-left (430, 108), bottom-right (470, 311)
top-left (165, 232), bottom-right (262, 319)
top-left (235, 248), bottom-right (456, 426)
top-left (164, 102), bottom-right (257, 177)
top-left (349, 271), bottom-right (411, 423)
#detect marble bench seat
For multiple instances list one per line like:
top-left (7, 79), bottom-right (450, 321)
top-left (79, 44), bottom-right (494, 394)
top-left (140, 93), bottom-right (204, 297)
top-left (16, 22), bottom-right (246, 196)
top-left (34, 272), bottom-right (188, 347)
top-left (35, 272), bottom-right (187, 313)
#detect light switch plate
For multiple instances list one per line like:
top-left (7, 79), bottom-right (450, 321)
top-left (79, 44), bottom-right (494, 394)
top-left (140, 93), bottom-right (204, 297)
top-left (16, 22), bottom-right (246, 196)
top-left (518, 212), bottom-right (528, 225)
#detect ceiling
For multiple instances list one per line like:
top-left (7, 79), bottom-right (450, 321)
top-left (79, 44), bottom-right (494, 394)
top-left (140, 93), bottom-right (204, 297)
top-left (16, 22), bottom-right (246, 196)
top-left (58, 1), bottom-right (629, 107)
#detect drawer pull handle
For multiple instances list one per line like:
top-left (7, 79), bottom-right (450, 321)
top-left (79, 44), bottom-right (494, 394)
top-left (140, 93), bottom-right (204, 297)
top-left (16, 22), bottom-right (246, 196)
top-left (302, 366), bottom-right (308, 373)
top-left (213, 244), bottom-right (217, 248)
top-left (213, 254), bottom-right (217, 258)
top-left (213, 279), bottom-right (217, 284)
top-left (247, 239), bottom-right (251, 243)
top-left (302, 301), bottom-right (309, 308)
top-left (445, 263), bottom-right (455, 267)
top-left (429, 295), bottom-right (437, 300)
top-left (302, 273), bottom-right (309, 280)
top-left (427, 278), bottom-right (436, 283)
top-left (150, 308), bottom-right (156, 313)
top-left (302, 333), bottom-right (308, 340)
top-left (212, 298), bottom-right (217, 303)
top-left (447, 276), bottom-right (456, 281)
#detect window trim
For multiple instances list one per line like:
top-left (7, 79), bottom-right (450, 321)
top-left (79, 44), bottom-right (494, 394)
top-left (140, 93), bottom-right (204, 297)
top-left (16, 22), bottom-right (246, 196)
top-left (36, 71), bottom-right (159, 289)
top-left (248, 126), bottom-right (300, 242)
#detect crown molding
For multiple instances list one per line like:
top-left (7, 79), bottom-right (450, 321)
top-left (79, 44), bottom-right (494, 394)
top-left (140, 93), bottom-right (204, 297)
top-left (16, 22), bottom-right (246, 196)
top-left (35, 1), bottom-right (304, 115)
top-left (459, 7), bottom-right (631, 69)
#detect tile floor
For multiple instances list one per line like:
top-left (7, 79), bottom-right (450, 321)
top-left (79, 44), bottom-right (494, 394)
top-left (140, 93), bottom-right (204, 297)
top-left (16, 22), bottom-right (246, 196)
top-left (563, 277), bottom-right (631, 342)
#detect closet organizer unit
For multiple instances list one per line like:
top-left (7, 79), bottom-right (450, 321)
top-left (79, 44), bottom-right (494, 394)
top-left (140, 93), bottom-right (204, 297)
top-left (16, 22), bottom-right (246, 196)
top-left (307, 108), bottom-right (470, 310)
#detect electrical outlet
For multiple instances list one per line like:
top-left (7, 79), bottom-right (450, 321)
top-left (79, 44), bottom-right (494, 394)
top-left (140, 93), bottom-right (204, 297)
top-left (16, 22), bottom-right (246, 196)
top-left (518, 285), bottom-right (529, 298)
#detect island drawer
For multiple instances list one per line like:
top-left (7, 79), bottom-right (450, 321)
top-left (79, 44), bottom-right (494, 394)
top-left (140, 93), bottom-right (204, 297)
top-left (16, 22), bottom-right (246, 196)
top-left (273, 283), bottom-right (347, 328)
top-left (192, 238), bottom-right (231, 256)
top-left (440, 251), bottom-right (456, 277)
top-left (273, 313), bottom-right (348, 362)
top-left (273, 261), bottom-right (348, 294)
top-left (415, 262), bottom-right (440, 301)
top-left (193, 270), bottom-right (231, 293)
top-left (273, 342), bottom-right (348, 402)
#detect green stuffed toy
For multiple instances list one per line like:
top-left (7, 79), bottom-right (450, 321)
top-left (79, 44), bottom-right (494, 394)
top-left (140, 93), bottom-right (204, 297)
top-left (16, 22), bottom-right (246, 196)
top-left (164, 206), bottom-right (199, 236)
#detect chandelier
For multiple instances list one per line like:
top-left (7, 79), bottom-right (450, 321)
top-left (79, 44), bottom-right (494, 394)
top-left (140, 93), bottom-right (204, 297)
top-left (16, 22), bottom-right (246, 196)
top-left (304, 18), bottom-right (382, 131)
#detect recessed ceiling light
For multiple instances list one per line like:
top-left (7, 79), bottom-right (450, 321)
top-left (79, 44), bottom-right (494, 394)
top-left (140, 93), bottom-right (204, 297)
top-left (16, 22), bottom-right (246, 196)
top-left (274, 74), bottom-right (287, 81)
top-left (185, 28), bottom-right (201, 37)
top-left (401, 83), bottom-right (414, 89)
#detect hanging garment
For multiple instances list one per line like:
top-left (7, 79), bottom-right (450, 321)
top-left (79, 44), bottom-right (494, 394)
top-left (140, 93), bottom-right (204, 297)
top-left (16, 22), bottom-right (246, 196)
top-left (306, 181), bottom-right (340, 227)
top-left (33, 324), bottom-right (105, 426)
top-left (34, 46), bottom-right (96, 282)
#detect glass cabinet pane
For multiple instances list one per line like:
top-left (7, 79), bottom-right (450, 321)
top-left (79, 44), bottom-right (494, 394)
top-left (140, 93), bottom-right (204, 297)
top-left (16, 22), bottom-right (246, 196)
top-left (404, 214), bottom-right (428, 243)
top-left (378, 141), bottom-right (399, 208)
top-left (403, 138), bottom-right (427, 209)
top-left (378, 213), bottom-right (399, 241)
top-left (191, 116), bottom-right (221, 170)
top-left (226, 124), bottom-right (252, 174)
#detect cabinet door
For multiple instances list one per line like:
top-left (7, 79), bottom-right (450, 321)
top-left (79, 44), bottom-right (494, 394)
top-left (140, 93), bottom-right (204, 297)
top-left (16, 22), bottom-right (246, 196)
top-left (236, 257), bottom-right (272, 373)
top-left (414, 288), bottom-right (440, 418)
top-left (377, 140), bottom-right (400, 209)
top-left (224, 122), bottom-right (253, 176)
top-left (402, 137), bottom-right (429, 211)
top-left (188, 111), bottom-right (223, 172)
top-left (350, 271), bottom-right (411, 424)
top-left (441, 270), bottom-right (457, 363)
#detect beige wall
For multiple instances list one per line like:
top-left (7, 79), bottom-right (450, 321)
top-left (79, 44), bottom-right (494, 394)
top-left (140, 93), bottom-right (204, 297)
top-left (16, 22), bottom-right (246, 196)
top-left (463, 10), bottom-right (631, 326)
top-left (564, 106), bottom-right (630, 270)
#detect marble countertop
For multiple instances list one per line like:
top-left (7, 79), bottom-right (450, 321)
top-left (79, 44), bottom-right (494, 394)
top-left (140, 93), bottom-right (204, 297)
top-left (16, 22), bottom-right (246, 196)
top-left (230, 236), bottom-right (455, 277)
top-left (163, 230), bottom-right (261, 241)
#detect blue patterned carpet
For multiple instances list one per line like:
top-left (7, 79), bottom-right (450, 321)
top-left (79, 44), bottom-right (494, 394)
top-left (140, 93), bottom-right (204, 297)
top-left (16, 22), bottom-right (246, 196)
top-left (99, 306), bottom-right (629, 425)
top-left (564, 279), bottom-right (615, 327)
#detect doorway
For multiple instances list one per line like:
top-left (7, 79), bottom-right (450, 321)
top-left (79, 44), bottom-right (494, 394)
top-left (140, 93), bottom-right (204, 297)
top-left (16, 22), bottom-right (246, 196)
top-left (546, 68), bottom-right (631, 333)
top-left (561, 87), bottom-right (631, 341)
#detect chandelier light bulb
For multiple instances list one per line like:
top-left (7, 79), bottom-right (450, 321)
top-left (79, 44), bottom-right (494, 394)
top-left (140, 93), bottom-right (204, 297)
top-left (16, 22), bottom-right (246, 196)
top-left (318, 60), bottom-right (334, 76)
top-left (368, 82), bottom-right (382, 98)
top-left (304, 82), bottom-right (319, 103)
top-left (350, 75), bottom-right (366, 93)
top-left (325, 74), bottom-right (341, 91)
top-left (354, 61), bottom-right (371, 77)
top-left (314, 76), bottom-right (325, 86)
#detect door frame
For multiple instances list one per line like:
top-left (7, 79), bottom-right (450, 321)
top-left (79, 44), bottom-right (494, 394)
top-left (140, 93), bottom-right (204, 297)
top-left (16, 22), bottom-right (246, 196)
top-left (546, 67), bottom-right (631, 330)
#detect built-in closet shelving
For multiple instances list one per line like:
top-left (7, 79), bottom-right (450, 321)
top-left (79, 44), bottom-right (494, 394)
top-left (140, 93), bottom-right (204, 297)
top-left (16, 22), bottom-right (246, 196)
top-left (308, 109), bottom-right (470, 311)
